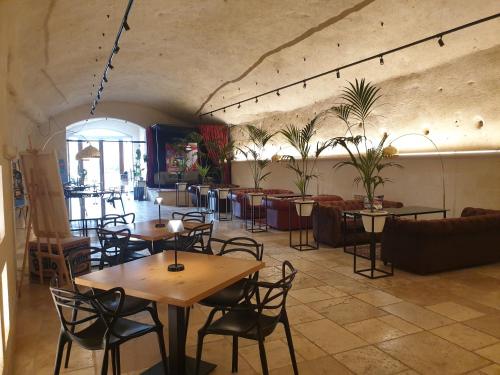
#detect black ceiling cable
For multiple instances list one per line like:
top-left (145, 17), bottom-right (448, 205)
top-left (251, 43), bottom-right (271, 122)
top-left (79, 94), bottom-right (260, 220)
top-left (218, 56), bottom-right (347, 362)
top-left (90, 0), bottom-right (135, 115)
top-left (200, 12), bottom-right (500, 118)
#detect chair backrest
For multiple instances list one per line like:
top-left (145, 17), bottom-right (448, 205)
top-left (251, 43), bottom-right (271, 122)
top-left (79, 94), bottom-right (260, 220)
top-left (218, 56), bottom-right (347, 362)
top-left (96, 228), bottom-right (131, 266)
top-left (50, 285), bottom-right (127, 346)
top-left (65, 246), bottom-right (105, 292)
top-left (171, 211), bottom-right (206, 223)
top-left (182, 222), bottom-right (214, 254)
top-left (100, 213), bottom-right (136, 228)
top-left (209, 236), bottom-right (264, 261)
top-left (245, 261), bottom-right (297, 324)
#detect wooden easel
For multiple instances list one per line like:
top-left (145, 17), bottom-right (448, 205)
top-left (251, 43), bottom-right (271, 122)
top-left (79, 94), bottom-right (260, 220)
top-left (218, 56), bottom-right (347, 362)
top-left (17, 150), bottom-right (72, 297)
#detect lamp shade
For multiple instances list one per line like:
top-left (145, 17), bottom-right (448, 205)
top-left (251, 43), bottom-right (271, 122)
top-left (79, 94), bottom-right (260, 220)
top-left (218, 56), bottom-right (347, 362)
top-left (155, 197), bottom-right (163, 205)
top-left (167, 219), bottom-right (184, 233)
top-left (75, 144), bottom-right (101, 160)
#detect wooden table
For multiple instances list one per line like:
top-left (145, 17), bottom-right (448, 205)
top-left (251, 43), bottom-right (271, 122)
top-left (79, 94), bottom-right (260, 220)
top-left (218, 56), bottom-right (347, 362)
top-left (76, 251), bottom-right (265, 375)
top-left (106, 219), bottom-right (204, 253)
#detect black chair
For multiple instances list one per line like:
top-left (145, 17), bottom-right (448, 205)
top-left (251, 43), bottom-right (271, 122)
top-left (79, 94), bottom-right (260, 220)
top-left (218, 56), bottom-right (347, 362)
top-left (171, 211), bottom-right (206, 223)
top-left (101, 213), bottom-right (152, 255)
top-left (200, 237), bottom-right (263, 308)
top-left (160, 222), bottom-right (214, 254)
top-left (50, 285), bottom-right (168, 375)
top-left (97, 228), bottom-right (145, 267)
top-left (63, 249), bottom-right (163, 370)
top-left (195, 261), bottom-right (298, 375)
top-left (106, 189), bottom-right (125, 213)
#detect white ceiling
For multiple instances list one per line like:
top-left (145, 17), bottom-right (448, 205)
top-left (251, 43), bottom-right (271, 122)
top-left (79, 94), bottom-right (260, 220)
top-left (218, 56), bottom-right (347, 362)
top-left (9, 0), bottom-right (500, 125)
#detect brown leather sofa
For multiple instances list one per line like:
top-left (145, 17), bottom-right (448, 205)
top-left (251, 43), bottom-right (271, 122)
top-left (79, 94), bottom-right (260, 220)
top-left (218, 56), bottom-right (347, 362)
top-left (228, 189), bottom-right (294, 219)
top-left (264, 195), bottom-right (343, 230)
top-left (313, 199), bottom-right (403, 247)
top-left (381, 207), bottom-right (500, 275)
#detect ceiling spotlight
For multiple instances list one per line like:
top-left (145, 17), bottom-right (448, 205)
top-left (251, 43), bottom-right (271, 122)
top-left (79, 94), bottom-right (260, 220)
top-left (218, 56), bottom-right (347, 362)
top-left (97, 92), bottom-right (101, 100)
top-left (90, 110), bottom-right (95, 115)
top-left (99, 85), bottom-right (104, 93)
top-left (438, 36), bottom-right (445, 47)
top-left (109, 63), bottom-right (114, 70)
top-left (276, 90), bottom-right (280, 96)
top-left (223, 108), bottom-right (226, 113)
top-left (303, 81), bottom-right (307, 88)
top-left (379, 55), bottom-right (384, 65)
top-left (238, 102), bottom-right (241, 109)
top-left (103, 74), bottom-right (108, 83)
top-left (114, 45), bottom-right (120, 53)
top-left (336, 70), bottom-right (340, 79)
top-left (255, 97), bottom-right (258, 103)
top-left (123, 20), bottom-right (130, 31)
top-left (210, 112), bottom-right (213, 117)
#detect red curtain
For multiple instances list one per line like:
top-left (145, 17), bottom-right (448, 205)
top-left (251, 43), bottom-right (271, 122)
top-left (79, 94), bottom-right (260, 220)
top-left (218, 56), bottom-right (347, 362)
top-left (199, 124), bottom-right (231, 184)
top-left (146, 127), bottom-right (155, 187)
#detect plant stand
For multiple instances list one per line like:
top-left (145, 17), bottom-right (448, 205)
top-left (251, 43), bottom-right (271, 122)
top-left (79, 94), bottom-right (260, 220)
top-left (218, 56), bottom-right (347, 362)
top-left (244, 193), bottom-right (267, 233)
top-left (214, 188), bottom-right (232, 221)
top-left (196, 185), bottom-right (212, 214)
top-left (345, 210), bottom-right (393, 279)
top-left (175, 182), bottom-right (189, 207)
top-left (288, 200), bottom-right (318, 251)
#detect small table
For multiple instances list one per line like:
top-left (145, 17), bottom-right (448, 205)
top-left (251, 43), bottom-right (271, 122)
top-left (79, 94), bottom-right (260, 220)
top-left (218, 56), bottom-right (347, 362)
top-left (76, 251), bottom-right (265, 375)
top-left (344, 206), bottom-right (447, 279)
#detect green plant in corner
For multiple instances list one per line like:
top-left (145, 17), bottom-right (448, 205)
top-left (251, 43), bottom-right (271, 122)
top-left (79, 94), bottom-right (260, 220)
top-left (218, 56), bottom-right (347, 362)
top-left (328, 78), bottom-right (401, 211)
top-left (236, 124), bottom-right (276, 189)
top-left (280, 117), bottom-right (331, 200)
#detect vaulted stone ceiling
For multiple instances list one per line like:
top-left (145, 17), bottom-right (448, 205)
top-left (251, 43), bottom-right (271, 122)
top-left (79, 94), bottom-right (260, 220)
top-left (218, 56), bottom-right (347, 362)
top-left (8, 0), bottom-right (500, 125)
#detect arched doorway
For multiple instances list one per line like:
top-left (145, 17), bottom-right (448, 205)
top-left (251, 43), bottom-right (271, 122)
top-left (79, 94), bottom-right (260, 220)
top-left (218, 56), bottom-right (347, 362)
top-left (66, 118), bottom-right (146, 192)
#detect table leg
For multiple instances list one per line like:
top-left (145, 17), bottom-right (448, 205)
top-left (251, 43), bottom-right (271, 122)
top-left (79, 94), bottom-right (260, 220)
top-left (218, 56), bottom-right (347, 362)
top-left (142, 305), bottom-right (216, 375)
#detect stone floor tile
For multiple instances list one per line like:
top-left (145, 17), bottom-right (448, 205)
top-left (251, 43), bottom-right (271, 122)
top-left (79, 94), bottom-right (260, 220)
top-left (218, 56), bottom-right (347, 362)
top-left (270, 355), bottom-right (354, 375)
top-left (378, 332), bottom-right (490, 375)
top-left (431, 323), bottom-right (499, 350)
top-left (239, 339), bottom-right (305, 372)
top-left (382, 302), bottom-right (453, 329)
top-left (335, 345), bottom-right (408, 375)
top-left (316, 285), bottom-right (348, 298)
top-left (464, 315), bottom-right (500, 339)
top-left (426, 301), bottom-right (485, 321)
top-left (309, 296), bottom-right (386, 325)
top-left (354, 290), bottom-right (403, 307)
top-left (294, 319), bottom-right (367, 354)
top-left (289, 287), bottom-right (335, 303)
top-left (378, 315), bottom-right (422, 334)
top-left (476, 343), bottom-right (500, 364)
top-left (286, 304), bottom-right (324, 325)
top-left (344, 318), bottom-right (408, 344)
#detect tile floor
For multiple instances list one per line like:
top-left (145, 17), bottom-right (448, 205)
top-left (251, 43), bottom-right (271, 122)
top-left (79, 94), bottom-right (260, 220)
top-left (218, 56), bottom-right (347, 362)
top-left (12, 200), bottom-right (500, 374)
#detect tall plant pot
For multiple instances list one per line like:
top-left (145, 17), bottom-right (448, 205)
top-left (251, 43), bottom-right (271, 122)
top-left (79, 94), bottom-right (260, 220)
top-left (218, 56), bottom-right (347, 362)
top-left (294, 199), bottom-right (315, 216)
top-left (176, 182), bottom-right (187, 191)
top-left (360, 210), bottom-right (388, 233)
top-left (247, 192), bottom-right (264, 206)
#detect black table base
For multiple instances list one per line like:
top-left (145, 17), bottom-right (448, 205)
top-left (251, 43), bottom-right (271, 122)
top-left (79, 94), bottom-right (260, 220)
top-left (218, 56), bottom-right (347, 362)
top-left (141, 357), bottom-right (216, 375)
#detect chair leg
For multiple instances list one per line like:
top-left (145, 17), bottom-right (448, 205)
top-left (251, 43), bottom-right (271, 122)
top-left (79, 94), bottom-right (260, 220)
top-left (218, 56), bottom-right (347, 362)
top-left (115, 346), bottom-right (121, 375)
top-left (156, 328), bottom-right (168, 374)
top-left (111, 347), bottom-right (117, 375)
top-left (120, 198), bottom-right (125, 213)
top-left (195, 332), bottom-right (205, 375)
top-left (101, 347), bottom-right (109, 375)
top-left (257, 337), bottom-right (269, 375)
top-left (54, 332), bottom-right (67, 375)
top-left (232, 336), bottom-right (238, 373)
top-left (64, 307), bottom-right (78, 368)
top-left (282, 317), bottom-right (299, 375)
top-left (185, 307), bottom-right (191, 341)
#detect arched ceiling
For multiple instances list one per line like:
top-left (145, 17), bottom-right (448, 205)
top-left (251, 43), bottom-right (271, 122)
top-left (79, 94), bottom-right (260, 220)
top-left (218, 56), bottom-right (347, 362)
top-left (8, 0), bottom-right (500, 125)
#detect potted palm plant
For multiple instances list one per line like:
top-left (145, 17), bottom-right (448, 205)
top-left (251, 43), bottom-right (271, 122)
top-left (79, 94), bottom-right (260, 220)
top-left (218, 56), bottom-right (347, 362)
top-left (196, 163), bottom-right (211, 195)
top-left (281, 117), bottom-right (331, 216)
top-left (329, 79), bottom-right (401, 232)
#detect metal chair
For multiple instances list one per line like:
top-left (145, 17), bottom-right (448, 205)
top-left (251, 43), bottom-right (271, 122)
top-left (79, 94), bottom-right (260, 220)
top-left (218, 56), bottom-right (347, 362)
top-left (101, 213), bottom-right (152, 256)
top-left (62, 249), bottom-right (163, 370)
top-left (171, 211), bottom-right (206, 223)
top-left (96, 228), bottom-right (145, 268)
top-left (200, 237), bottom-right (263, 308)
top-left (195, 261), bottom-right (298, 375)
top-left (106, 189), bottom-right (125, 213)
top-left (160, 222), bottom-right (214, 254)
top-left (50, 285), bottom-right (167, 375)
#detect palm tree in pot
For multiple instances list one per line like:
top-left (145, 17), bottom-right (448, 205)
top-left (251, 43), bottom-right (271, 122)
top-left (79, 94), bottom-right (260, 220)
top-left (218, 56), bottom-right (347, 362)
top-left (237, 124), bottom-right (276, 205)
top-left (281, 117), bottom-right (331, 216)
top-left (329, 79), bottom-right (401, 232)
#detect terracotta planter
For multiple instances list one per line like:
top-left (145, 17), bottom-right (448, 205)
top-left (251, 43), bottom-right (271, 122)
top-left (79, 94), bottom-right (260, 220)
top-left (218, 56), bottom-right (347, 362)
top-left (360, 210), bottom-right (388, 233)
top-left (247, 192), bottom-right (264, 206)
top-left (294, 199), bottom-right (315, 216)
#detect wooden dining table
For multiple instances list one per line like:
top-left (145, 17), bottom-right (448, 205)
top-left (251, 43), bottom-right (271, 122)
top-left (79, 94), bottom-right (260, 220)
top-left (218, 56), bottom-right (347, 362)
top-left (76, 250), bottom-right (265, 375)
